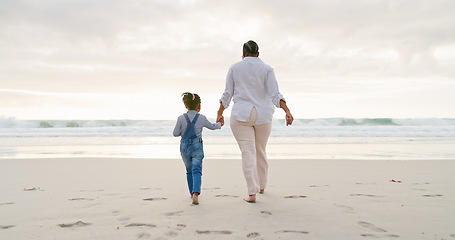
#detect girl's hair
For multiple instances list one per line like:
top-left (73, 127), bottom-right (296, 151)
top-left (243, 40), bottom-right (259, 55)
top-left (181, 92), bottom-right (201, 110)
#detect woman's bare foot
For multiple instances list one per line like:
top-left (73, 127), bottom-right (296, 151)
top-left (259, 189), bottom-right (264, 194)
top-left (244, 194), bottom-right (256, 203)
top-left (192, 193), bottom-right (199, 205)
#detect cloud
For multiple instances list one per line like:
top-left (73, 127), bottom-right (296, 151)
top-left (0, 0), bottom-right (454, 118)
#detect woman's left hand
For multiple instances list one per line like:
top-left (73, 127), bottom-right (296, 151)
top-left (285, 111), bottom-right (294, 126)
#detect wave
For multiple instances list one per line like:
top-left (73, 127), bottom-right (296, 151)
top-left (282, 118), bottom-right (455, 126)
top-left (1, 119), bottom-right (455, 138)
top-left (0, 118), bottom-right (174, 129)
top-left (1, 117), bottom-right (455, 129)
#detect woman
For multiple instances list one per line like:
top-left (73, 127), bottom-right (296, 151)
top-left (217, 40), bottom-right (294, 203)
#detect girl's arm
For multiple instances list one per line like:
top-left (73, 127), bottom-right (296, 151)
top-left (203, 116), bottom-right (222, 130)
top-left (172, 116), bottom-right (183, 137)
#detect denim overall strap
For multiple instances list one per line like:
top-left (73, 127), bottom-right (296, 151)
top-left (182, 113), bottom-right (200, 140)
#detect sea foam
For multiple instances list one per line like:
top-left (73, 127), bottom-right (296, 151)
top-left (1, 117), bottom-right (455, 138)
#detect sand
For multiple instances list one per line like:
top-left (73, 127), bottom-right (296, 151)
top-left (1, 158), bottom-right (454, 240)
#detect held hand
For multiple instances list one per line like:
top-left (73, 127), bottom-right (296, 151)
top-left (217, 103), bottom-right (226, 127)
top-left (217, 114), bottom-right (225, 126)
top-left (285, 111), bottom-right (294, 126)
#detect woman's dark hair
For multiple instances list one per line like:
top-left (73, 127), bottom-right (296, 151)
top-left (243, 40), bottom-right (259, 55)
top-left (181, 92), bottom-right (201, 110)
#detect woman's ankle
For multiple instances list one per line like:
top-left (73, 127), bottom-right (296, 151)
top-left (244, 194), bottom-right (256, 203)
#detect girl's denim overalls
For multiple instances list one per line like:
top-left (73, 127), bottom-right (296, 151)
top-left (180, 113), bottom-right (204, 194)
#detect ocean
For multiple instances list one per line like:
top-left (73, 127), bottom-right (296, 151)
top-left (1, 117), bottom-right (455, 160)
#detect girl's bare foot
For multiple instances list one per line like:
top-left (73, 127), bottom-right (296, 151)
top-left (259, 189), bottom-right (264, 194)
top-left (192, 193), bottom-right (199, 205)
top-left (244, 194), bottom-right (256, 203)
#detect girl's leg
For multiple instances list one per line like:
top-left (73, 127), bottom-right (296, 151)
top-left (254, 121), bottom-right (272, 192)
top-left (230, 108), bottom-right (260, 196)
top-left (190, 140), bottom-right (204, 195)
top-left (180, 143), bottom-right (193, 194)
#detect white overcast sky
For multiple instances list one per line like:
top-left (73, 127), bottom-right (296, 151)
top-left (1, 0), bottom-right (454, 120)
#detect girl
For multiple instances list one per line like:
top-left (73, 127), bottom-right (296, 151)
top-left (173, 92), bottom-right (221, 205)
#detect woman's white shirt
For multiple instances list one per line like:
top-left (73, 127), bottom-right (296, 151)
top-left (220, 57), bottom-right (285, 125)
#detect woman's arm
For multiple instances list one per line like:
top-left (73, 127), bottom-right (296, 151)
top-left (217, 67), bottom-right (234, 127)
top-left (280, 100), bottom-right (294, 126)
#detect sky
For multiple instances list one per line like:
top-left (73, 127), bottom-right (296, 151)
top-left (1, 0), bottom-right (454, 120)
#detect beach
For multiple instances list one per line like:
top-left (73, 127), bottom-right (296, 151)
top-left (1, 157), bottom-right (454, 240)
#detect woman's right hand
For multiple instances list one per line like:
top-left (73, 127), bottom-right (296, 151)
top-left (217, 103), bottom-right (225, 126)
top-left (216, 114), bottom-right (224, 126)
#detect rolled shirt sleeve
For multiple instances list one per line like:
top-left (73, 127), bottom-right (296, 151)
top-left (220, 67), bottom-right (234, 108)
top-left (265, 68), bottom-right (285, 108)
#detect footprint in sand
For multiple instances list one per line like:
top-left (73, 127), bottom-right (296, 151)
top-left (165, 211), bottom-right (183, 216)
top-left (284, 195), bottom-right (307, 199)
top-left (413, 182), bottom-right (430, 185)
top-left (422, 194), bottom-right (443, 197)
top-left (215, 194), bottom-right (239, 198)
top-left (350, 194), bottom-right (380, 197)
top-left (412, 188), bottom-right (429, 191)
top-left (143, 197), bottom-right (168, 201)
top-left (112, 211), bottom-right (131, 222)
top-left (1, 225), bottom-right (15, 229)
top-left (125, 223), bottom-right (156, 228)
top-left (450, 234), bottom-right (455, 238)
top-left (137, 232), bottom-right (151, 239)
top-left (275, 230), bottom-right (309, 234)
top-left (139, 187), bottom-right (162, 191)
top-left (24, 187), bottom-right (42, 191)
top-left (247, 232), bottom-right (260, 238)
top-left (309, 185), bottom-right (329, 187)
top-left (69, 198), bottom-right (95, 201)
top-left (261, 210), bottom-right (272, 215)
top-left (176, 224), bottom-right (187, 230)
top-left (58, 221), bottom-right (92, 228)
top-left (358, 222), bottom-right (387, 232)
top-left (196, 230), bottom-right (232, 235)
top-left (167, 231), bottom-right (179, 237)
top-left (117, 216), bottom-right (131, 222)
top-left (80, 189), bottom-right (104, 192)
top-left (337, 205), bottom-right (356, 214)
top-left (360, 233), bottom-right (400, 238)
top-left (0, 202), bottom-right (14, 206)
